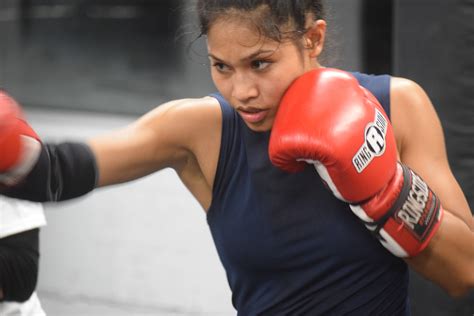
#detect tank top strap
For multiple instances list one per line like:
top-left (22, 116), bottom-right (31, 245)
top-left (351, 72), bottom-right (391, 119)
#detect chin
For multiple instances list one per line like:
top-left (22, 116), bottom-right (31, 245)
top-left (245, 120), bottom-right (273, 133)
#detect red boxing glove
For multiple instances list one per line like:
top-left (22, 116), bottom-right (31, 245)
top-left (0, 91), bottom-right (41, 186)
top-left (269, 68), bottom-right (443, 257)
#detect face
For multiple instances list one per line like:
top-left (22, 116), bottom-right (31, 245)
top-left (207, 16), bottom-right (324, 132)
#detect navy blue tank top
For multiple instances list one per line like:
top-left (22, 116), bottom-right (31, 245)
top-left (207, 72), bottom-right (409, 315)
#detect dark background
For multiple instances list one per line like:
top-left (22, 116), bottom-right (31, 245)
top-left (0, 0), bottom-right (473, 314)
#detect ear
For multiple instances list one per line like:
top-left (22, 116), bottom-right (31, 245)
top-left (304, 19), bottom-right (326, 58)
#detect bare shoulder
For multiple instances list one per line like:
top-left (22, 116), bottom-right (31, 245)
top-left (89, 96), bottom-right (222, 189)
top-left (157, 96), bottom-right (223, 162)
top-left (390, 77), bottom-right (432, 113)
top-left (141, 96), bottom-right (221, 130)
top-left (136, 96), bottom-right (222, 155)
top-left (390, 77), bottom-right (443, 156)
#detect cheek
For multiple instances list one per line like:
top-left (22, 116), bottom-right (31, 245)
top-left (266, 60), bottom-right (308, 106)
top-left (261, 74), bottom-right (298, 108)
top-left (211, 71), bottom-right (229, 97)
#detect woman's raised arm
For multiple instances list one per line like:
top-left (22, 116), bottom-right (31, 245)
top-left (391, 77), bottom-right (474, 297)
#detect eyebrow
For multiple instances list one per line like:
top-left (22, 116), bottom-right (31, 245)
top-left (208, 49), bottom-right (276, 63)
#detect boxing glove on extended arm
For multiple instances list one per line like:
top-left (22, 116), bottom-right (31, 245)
top-left (0, 91), bottom-right (97, 201)
top-left (269, 68), bottom-right (443, 257)
top-left (0, 91), bottom-right (41, 186)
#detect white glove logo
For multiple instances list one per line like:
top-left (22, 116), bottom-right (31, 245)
top-left (352, 109), bottom-right (388, 173)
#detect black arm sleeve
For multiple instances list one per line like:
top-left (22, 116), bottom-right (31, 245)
top-left (0, 229), bottom-right (39, 303)
top-left (1, 142), bottom-right (98, 202)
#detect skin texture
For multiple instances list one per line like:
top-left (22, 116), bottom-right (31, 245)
top-left (87, 13), bottom-right (474, 297)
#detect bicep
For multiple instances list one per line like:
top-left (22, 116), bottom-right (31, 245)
top-left (391, 77), bottom-right (473, 229)
top-left (88, 99), bottom-right (202, 187)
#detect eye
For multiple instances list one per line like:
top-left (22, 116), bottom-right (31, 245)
top-left (213, 62), bottom-right (230, 73)
top-left (250, 60), bottom-right (272, 71)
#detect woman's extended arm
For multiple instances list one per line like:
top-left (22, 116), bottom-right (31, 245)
top-left (89, 98), bottom-right (205, 187)
top-left (1, 96), bottom-right (222, 207)
top-left (391, 77), bottom-right (474, 297)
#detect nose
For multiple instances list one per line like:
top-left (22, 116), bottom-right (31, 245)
top-left (231, 72), bottom-right (258, 103)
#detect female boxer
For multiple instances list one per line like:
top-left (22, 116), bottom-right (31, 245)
top-left (1, 1), bottom-right (473, 314)
top-left (0, 195), bottom-right (46, 316)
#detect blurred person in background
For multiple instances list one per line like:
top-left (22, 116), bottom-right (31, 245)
top-left (0, 195), bottom-right (46, 316)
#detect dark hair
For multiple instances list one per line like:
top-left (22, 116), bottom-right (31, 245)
top-left (196, 0), bottom-right (325, 41)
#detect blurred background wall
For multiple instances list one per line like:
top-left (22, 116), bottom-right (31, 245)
top-left (0, 0), bottom-right (473, 315)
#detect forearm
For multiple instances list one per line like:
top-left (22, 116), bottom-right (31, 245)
top-left (1, 142), bottom-right (97, 202)
top-left (407, 210), bottom-right (474, 297)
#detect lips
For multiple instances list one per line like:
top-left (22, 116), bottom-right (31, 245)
top-left (238, 107), bottom-right (269, 124)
